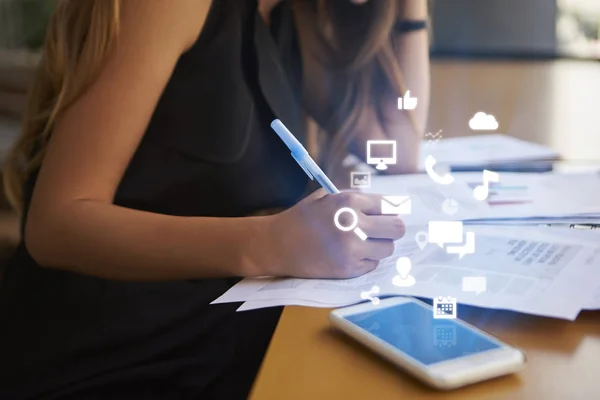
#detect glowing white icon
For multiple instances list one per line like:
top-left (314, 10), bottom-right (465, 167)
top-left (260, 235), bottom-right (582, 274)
top-left (350, 171), bottom-right (371, 189)
top-left (397, 90), bottom-right (418, 110)
top-left (469, 112), bottom-right (499, 131)
top-left (428, 221), bottom-right (464, 247)
top-left (415, 231), bottom-right (428, 250)
top-left (427, 221), bottom-right (475, 259)
top-left (433, 296), bottom-right (457, 319)
top-left (392, 257), bottom-right (416, 287)
top-left (381, 195), bottom-right (411, 215)
top-left (425, 129), bottom-right (443, 146)
top-left (446, 232), bottom-right (475, 259)
top-left (425, 155), bottom-right (454, 185)
top-left (334, 207), bottom-right (367, 241)
top-left (360, 285), bottom-right (380, 305)
top-left (473, 170), bottom-right (500, 201)
top-left (462, 276), bottom-right (487, 295)
top-left (434, 325), bottom-right (457, 347)
top-left (367, 140), bottom-right (397, 171)
top-left (441, 198), bottom-right (459, 215)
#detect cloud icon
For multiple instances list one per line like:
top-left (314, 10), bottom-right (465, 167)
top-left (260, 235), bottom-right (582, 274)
top-left (469, 112), bottom-right (498, 131)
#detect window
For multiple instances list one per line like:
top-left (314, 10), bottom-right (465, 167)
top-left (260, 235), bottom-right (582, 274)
top-left (557, 0), bottom-right (600, 58)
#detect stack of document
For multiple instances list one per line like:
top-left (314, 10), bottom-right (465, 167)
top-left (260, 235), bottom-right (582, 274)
top-left (213, 135), bottom-right (600, 320)
top-left (366, 172), bottom-right (600, 226)
top-left (417, 134), bottom-right (559, 171)
top-left (214, 226), bottom-right (600, 320)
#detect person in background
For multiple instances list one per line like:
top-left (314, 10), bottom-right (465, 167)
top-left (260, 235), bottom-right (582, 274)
top-left (0, 0), bottom-right (429, 398)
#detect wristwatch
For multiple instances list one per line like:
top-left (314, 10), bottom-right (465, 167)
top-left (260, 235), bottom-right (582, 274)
top-left (394, 19), bottom-right (428, 34)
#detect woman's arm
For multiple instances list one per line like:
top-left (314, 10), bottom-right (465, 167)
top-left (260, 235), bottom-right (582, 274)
top-left (25, 0), bottom-right (272, 281)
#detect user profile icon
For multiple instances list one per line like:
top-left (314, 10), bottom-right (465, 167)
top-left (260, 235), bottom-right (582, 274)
top-left (392, 257), bottom-right (416, 287)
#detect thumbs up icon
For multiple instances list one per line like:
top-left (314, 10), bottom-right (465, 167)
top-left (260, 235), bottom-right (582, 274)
top-left (397, 90), bottom-right (418, 110)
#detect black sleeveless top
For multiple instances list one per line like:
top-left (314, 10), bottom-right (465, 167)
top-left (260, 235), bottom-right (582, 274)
top-left (0, 1), bottom-right (310, 399)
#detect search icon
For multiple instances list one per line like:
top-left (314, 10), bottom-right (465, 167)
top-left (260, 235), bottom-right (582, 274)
top-left (334, 207), bottom-right (368, 241)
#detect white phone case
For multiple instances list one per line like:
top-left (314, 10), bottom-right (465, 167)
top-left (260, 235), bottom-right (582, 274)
top-left (330, 297), bottom-right (526, 390)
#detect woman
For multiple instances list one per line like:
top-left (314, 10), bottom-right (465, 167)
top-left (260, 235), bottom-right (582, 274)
top-left (0, 0), bottom-right (429, 398)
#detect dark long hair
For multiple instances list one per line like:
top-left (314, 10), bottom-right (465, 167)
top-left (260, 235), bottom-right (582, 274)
top-left (293, 0), bottom-right (421, 180)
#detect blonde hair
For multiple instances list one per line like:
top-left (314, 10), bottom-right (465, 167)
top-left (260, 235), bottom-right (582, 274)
top-left (3, 0), bottom-right (419, 213)
top-left (3, 0), bottom-right (120, 214)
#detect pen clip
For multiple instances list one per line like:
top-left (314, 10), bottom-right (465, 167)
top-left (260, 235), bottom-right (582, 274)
top-left (291, 152), bottom-right (314, 180)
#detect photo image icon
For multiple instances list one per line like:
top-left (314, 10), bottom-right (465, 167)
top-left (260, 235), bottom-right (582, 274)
top-left (350, 171), bottom-right (371, 189)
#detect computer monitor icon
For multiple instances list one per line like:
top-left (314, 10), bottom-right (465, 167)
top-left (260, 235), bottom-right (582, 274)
top-left (367, 140), bottom-right (397, 170)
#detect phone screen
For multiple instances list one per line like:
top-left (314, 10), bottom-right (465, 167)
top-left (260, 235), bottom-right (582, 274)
top-left (344, 302), bottom-right (502, 366)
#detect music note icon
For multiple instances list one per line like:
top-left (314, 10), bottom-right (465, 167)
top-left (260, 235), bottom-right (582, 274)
top-left (473, 170), bottom-right (499, 201)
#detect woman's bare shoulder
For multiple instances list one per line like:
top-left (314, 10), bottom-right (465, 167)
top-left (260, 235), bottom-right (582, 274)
top-left (119, 0), bottom-right (214, 52)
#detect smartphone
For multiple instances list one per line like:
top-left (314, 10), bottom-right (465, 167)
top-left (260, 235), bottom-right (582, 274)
top-left (329, 297), bottom-right (526, 390)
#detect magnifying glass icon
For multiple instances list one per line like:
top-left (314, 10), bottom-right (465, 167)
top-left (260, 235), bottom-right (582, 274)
top-left (334, 207), bottom-right (368, 241)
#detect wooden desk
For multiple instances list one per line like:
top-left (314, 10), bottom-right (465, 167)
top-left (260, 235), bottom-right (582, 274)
top-left (252, 307), bottom-right (600, 399)
top-left (251, 59), bottom-right (600, 399)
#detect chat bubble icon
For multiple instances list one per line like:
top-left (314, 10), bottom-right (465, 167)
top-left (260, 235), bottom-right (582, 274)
top-left (462, 276), bottom-right (486, 295)
top-left (447, 231), bottom-right (476, 259)
top-left (428, 221), bottom-right (464, 247)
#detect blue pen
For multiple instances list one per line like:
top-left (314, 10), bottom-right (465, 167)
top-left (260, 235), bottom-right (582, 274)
top-left (271, 119), bottom-right (340, 194)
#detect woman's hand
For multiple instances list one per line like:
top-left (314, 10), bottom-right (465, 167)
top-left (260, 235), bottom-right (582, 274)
top-left (262, 189), bottom-right (405, 279)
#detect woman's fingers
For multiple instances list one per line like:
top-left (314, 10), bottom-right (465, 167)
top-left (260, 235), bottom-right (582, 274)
top-left (356, 259), bottom-right (379, 274)
top-left (331, 192), bottom-right (382, 215)
top-left (362, 238), bottom-right (395, 261)
top-left (361, 215), bottom-right (406, 240)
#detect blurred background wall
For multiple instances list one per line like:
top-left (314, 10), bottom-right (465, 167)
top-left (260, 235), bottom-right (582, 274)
top-left (431, 0), bottom-right (598, 59)
top-left (431, 0), bottom-right (558, 57)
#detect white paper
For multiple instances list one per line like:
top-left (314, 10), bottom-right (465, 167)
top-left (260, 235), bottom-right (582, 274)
top-left (468, 219), bottom-right (600, 226)
top-left (214, 226), bottom-right (600, 320)
top-left (236, 298), bottom-right (344, 311)
top-left (584, 289), bottom-right (600, 310)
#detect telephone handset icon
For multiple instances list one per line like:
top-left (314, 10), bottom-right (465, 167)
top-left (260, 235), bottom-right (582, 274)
top-left (425, 155), bottom-right (455, 185)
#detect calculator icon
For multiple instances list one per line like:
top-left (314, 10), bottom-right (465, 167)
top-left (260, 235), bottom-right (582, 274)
top-left (433, 296), bottom-right (457, 319)
top-left (434, 325), bottom-right (457, 347)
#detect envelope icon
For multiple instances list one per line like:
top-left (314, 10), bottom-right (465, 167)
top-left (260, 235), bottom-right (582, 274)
top-left (381, 196), bottom-right (412, 215)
